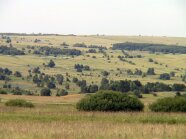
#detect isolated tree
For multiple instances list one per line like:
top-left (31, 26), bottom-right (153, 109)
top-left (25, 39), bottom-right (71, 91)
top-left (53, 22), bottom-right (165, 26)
top-left (56, 74), bottom-right (64, 85)
top-left (65, 83), bottom-right (70, 90)
top-left (172, 84), bottom-right (185, 91)
top-left (72, 77), bottom-right (78, 83)
top-left (147, 68), bottom-right (155, 75)
top-left (40, 88), bottom-right (51, 96)
top-left (33, 74), bottom-right (41, 84)
top-left (100, 78), bottom-right (109, 90)
top-left (170, 72), bottom-right (175, 77)
top-left (6, 38), bottom-right (11, 43)
top-left (159, 73), bottom-right (170, 80)
top-left (56, 89), bottom-right (68, 96)
top-left (101, 71), bottom-right (109, 77)
top-left (47, 60), bottom-right (55, 68)
top-left (183, 75), bottom-right (186, 83)
top-left (88, 85), bottom-right (98, 93)
top-left (148, 58), bottom-right (153, 62)
top-left (14, 71), bottom-right (22, 77)
top-left (47, 81), bottom-right (56, 89)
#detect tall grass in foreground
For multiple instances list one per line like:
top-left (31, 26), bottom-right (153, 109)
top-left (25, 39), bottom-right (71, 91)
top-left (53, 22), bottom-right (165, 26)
top-left (0, 121), bottom-right (185, 139)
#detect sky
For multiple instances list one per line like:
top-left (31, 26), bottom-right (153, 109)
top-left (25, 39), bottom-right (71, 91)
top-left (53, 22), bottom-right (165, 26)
top-left (0, 0), bottom-right (186, 37)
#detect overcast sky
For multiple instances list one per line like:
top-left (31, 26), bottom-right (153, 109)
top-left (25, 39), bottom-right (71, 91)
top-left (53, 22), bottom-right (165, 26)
top-left (0, 0), bottom-right (185, 37)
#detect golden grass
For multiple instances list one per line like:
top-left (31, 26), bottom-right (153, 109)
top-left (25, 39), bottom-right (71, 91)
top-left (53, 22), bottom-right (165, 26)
top-left (0, 121), bottom-right (185, 139)
top-left (0, 92), bottom-right (186, 139)
top-left (0, 94), bottom-right (84, 104)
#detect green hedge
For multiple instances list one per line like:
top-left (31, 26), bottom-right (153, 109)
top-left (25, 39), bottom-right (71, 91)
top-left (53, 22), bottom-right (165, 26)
top-left (0, 90), bottom-right (7, 94)
top-left (5, 99), bottom-right (34, 108)
top-left (149, 97), bottom-right (186, 112)
top-left (76, 90), bottom-right (144, 111)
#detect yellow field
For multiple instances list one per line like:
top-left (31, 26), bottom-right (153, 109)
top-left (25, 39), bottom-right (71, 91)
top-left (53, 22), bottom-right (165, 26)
top-left (0, 92), bottom-right (186, 139)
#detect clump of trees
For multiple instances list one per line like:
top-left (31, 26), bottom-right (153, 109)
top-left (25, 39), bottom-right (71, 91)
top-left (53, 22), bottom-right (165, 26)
top-left (88, 45), bottom-right (107, 50)
top-left (76, 90), bottom-right (144, 111)
top-left (86, 49), bottom-right (97, 53)
top-left (60, 42), bottom-right (69, 47)
top-left (74, 64), bottom-right (90, 72)
top-left (146, 68), bottom-right (155, 75)
top-left (159, 73), bottom-right (170, 80)
top-left (0, 45), bottom-right (25, 55)
top-left (75, 79), bottom-right (98, 93)
top-left (56, 89), bottom-right (68, 96)
top-left (10, 87), bottom-right (32, 95)
top-left (100, 78), bottom-right (186, 93)
top-left (149, 97), bottom-right (186, 112)
top-left (34, 46), bottom-right (82, 56)
top-left (40, 88), bottom-right (51, 96)
top-left (0, 67), bottom-right (12, 80)
top-left (32, 72), bottom-right (65, 88)
top-left (117, 56), bottom-right (135, 65)
top-left (101, 71), bottom-right (110, 77)
top-left (134, 69), bottom-right (143, 75)
top-left (14, 71), bottom-right (22, 77)
top-left (73, 43), bottom-right (87, 48)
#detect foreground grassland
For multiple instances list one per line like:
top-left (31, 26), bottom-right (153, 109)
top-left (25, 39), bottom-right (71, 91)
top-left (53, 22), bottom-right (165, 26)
top-left (0, 93), bottom-right (186, 139)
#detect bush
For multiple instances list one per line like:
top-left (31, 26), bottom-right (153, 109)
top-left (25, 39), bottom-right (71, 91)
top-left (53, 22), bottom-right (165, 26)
top-left (149, 97), bottom-right (186, 112)
top-left (0, 89), bottom-right (7, 94)
top-left (56, 89), bottom-right (68, 96)
top-left (47, 59), bottom-right (55, 68)
top-left (172, 84), bottom-right (186, 91)
top-left (159, 73), bottom-right (170, 80)
top-left (76, 90), bottom-right (144, 111)
top-left (5, 99), bottom-right (34, 108)
top-left (11, 88), bottom-right (22, 95)
top-left (40, 88), bottom-right (51, 96)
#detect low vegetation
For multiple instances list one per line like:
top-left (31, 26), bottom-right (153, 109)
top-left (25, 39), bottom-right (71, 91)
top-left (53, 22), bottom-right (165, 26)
top-left (5, 99), bottom-right (34, 108)
top-left (149, 97), bottom-right (186, 112)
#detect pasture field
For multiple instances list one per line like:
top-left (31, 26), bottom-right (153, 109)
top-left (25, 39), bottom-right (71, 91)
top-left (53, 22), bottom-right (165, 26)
top-left (0, 35), bottom-right (186, 94)
top-left (0, 92), bottom-right (186, 139)
top-left (0, 35), bottom-right (186, 139)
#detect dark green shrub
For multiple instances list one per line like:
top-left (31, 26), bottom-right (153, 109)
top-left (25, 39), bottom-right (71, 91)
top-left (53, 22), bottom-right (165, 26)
top-left (5, 99), bottom-right (34, 108)
top-left (56, 89), bottom-right (68, 96)
top-left (172, 84), bottom-right (185, 91)
top-left (11, 88), bottom-right (22, 95)
top-left (0, 89), bottom-right (7, 94)
top-left (149, 97), bottom-right (186, 112)
top-left (159, 73), bottom-right (170, 80)
top-left (40, 88), bottom-right (51, 96)
top-left (133, 90), bottom-right (143, 98)
top-left (176, 91), bottom-right (181, 96)
top-left (76, 90), bottom-right (144, 111)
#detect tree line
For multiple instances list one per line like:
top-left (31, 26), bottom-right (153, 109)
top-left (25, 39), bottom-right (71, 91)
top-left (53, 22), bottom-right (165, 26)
top-left (0, 45), bottom-right (25, 55)
top-left (112, 42), bottom-right (186, 54)
top-left (33, 46), bottom-right (82, 56)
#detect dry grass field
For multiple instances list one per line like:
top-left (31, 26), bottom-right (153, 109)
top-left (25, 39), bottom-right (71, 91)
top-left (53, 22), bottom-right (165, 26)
top-left (0, 35), bottom-right (186, 139)
top-left (0, 35), bottom-right (186, 93)
top-left (0, 92), bottom-right (186, 139)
